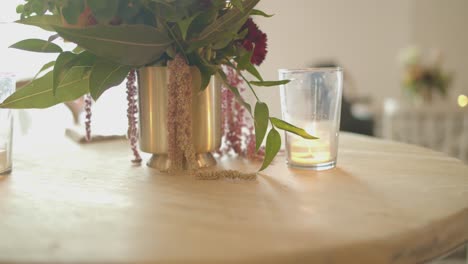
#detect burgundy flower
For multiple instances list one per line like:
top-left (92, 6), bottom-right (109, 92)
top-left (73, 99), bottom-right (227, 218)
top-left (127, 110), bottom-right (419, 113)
top-left (239, 18), bottom-right (268, 65)
top-left (78, 7), bottom-right (97, 26)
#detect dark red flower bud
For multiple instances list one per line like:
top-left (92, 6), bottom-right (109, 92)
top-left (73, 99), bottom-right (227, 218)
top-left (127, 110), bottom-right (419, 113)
top-left (239, 18), bottom-right (268, 65)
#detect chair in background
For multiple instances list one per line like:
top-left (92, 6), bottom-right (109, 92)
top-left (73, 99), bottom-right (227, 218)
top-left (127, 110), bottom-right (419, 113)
top-left (381, 99), bottom-right (468, 163)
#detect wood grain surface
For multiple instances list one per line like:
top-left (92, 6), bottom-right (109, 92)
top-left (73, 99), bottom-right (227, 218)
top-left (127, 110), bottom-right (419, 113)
top-left (0, 133), bottom-right (467, 264)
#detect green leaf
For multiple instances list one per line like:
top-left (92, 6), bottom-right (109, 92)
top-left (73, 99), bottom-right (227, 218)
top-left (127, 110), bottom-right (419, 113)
top-left (250, 80), bottom-right (290, 87)
top-left (270, 117), bottom-right (318, 140)
top-left (72, 45), bottom-right (85, 54)
top-left (230, 0), bottom-right (244, 12)
top-left (33, 61), bottom-right (55, 80)
top-left (245, 62), bottom-right (263, 81)
top-left (177, 14), bottom-right (198, 40)
top-left (16, 4), bottom-right (24, 14)
top-left (87, 0), bottom-right (119, 23)
top-left (250, 9), bottom-right (274, 17)
top-left (191, 53), bottom-right (218, 91)
top-left (53, 24), bottom-right (173, 66)
top-left (31, 1), bottom-right (46, 15)
top-left (188, 7), bottom-right (218, 38)
top-left (73, 51), bottom-right (98, 69)
top-left (0, 69), bottom-right (89, 109)
top-left (48, 34), bottom-right (60, 42)
top-left (237, 28), bottom-right (249, 40)
top-left (16, 15), bottom-right (62, 31)
top-left (117, 0), bottom-right (142, 22)
top-left (254, 102), bottom-right (269, 151)
top-left (53, 51), bottom-right (97, 95)
top-left (197, 64), bottom-right (216, 91)
top-left (191, 0), bottom-right (259, 49)
top-left (211, 31), bottom-right (236, 50)
top-left (62, 0), bottom-right (85, 25)
top-left (53, 52), bottom-right (77, 95)
top-left (235, 50), bottom-right (251, 70)
top-left (260, 128), bottom-right (281, 171)
top-left (10, 39), bottom-right (62, 53)
top-left (89, 58), bottom-right (131, 100)
top-left (233, 49), bottom-right (263, 81)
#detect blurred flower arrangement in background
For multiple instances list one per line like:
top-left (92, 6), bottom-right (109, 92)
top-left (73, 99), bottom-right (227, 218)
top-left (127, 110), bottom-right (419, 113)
top-left (399, 46), bottom-right (453, 103)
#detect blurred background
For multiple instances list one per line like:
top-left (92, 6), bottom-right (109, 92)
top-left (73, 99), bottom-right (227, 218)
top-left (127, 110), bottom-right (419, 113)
top-left (1, 0), bottom-right (467, 162)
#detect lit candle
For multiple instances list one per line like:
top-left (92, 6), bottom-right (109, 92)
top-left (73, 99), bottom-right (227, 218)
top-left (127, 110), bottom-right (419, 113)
top-left (290, 140), bottom-right (331, 165)
top-left (288, 123), bottom-right (332, 166)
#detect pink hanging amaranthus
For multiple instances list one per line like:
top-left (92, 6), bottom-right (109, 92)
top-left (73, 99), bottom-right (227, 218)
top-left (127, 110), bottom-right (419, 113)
top-left (167, 54), bottom-right (197, 173)
top-left (126, 69), bottom-right (142, 164)
top-left (219, 66), bottom-right (265, 161)
top-left (84, 94), bottom-right (93, 142)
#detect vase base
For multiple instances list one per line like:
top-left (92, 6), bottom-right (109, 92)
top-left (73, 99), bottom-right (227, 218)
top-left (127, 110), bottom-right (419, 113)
top-left (147, 153), bottom-right (217, 171)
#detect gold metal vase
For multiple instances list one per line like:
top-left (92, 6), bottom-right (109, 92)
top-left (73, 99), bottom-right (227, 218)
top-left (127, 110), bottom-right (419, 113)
top-left (138, 66), bottom-right (222, 171)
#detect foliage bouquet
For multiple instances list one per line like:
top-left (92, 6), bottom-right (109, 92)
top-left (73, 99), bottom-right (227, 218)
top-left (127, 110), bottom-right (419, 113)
top-left (1, 0), bottom-right (316, 171)
top-left (399, 46), bottom-right (453, 103)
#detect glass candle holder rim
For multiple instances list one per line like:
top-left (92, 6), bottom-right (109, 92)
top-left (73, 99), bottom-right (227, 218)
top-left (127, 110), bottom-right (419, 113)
top-left (0, 72), bottom-right (15, 78)
top-left (278, 67), bottom-right (343, 74)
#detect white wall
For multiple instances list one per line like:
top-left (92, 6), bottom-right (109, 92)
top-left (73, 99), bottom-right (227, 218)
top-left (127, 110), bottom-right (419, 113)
top-left (254, 0), bottom-right (411, 117)
top-left (254, 0), bottom-right (467, 117)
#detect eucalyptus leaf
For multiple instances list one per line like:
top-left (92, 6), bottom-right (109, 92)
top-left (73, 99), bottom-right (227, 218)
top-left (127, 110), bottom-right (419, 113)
top-left (87, 0), bottom-right (119, 23)
top-left (250, 9), bottom-right (274, 17)
top-left (230, 0), bottom-right (244, 12)
top-left (188, 7), bottom-right (217, 38)
top-left (0, 69), bottom-right (89, 109)
top-left (16, 4), bottom-right (24, 14)
top-left (211, 31), bottom-right (236, 50)
top-left (235, 51), bottom-right (251, 70)
top-left (53, 51), bottom-right (97, 95)
top-left (235, 50), bottom-right (263, 81)
top-left (270, 117), bottom-right (318, 140)
top-left (177, 14), bottom-right (199, 40)
top-left (62, 0), bottom-right (85, 25)
top-left (33, 61), bottom-right (55, 80)
top-left (117, 0), bottom-right (143, 22)
top-left (16, 15), bottom-right (62, 31)
top-left (73, 51), bottom-right (98, 68)
top-left (89, 58), bottom-right (131, 100)
top-left (53, 24), bottom-right (173, 66)
top-left (237, 28), bottom-right (249, 40)
top-left (10, 39), bottom-right (62, 53)
top-left (54, 68), bottom-right (90, 101)
top-left (260, 128), bottom-right (281, 171)
top-left (53, 52), bottom-right (77, 95)
top-left (250, 80), bottom-right (290, 87)
top-left (191, 0), bottom-right (259, 50)
top-left (72, 45), bottom-right (84, 54)
top-left (48, 34), bottom-right (60, 42)
top-left (254, 102), bottom-right (269, 151)
top-left (191, 53), bottom-right (218, 91)
top-left (245, 62), bottom-right (263, 81)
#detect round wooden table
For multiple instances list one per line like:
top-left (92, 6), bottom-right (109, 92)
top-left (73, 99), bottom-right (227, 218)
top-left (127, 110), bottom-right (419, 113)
top-left (0, 133), bottom-right (467, 264)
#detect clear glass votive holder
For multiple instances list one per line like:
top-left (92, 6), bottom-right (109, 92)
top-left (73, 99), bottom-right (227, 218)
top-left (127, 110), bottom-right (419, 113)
top-left (279, 68), bottom-right (343, 170)
top-left (0, 73), bottom-right (14, 174)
